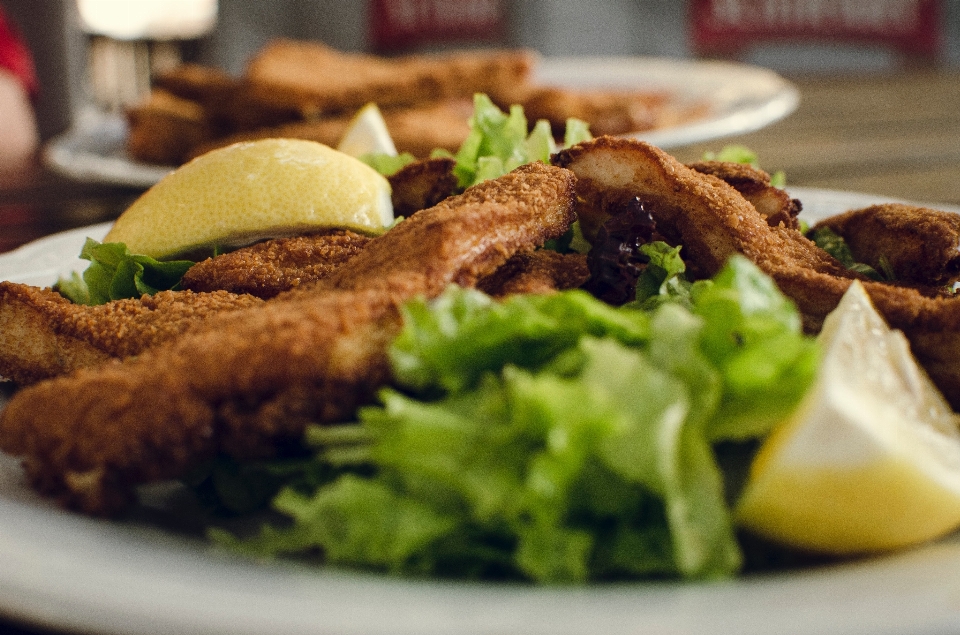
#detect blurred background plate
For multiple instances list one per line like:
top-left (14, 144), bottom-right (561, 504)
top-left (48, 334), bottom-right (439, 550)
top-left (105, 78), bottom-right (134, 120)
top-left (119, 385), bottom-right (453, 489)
top-left (42, 56), bottom-right (798, 189)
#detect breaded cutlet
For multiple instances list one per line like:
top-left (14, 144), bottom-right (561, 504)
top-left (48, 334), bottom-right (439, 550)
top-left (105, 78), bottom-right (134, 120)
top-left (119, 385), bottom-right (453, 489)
top-left (0, 162), bottom-right (577, 515)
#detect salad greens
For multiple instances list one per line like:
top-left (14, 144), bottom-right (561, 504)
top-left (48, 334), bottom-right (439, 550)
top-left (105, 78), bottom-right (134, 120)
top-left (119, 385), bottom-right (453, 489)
top-left (702, 144), bottom-right (787, 188)
top-left (429, 93), bottom-right (590, 189)
top-left (54, 238), bottom-right (194, 305)
top-left (212, 255), bottom-right (818, 583)
top-left (806, 225), bottom-right (894, 281)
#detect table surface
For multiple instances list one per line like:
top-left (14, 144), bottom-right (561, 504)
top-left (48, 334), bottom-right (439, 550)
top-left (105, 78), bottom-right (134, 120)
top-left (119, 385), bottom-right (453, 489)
top-left (1, 69), bottom-right (959, 635)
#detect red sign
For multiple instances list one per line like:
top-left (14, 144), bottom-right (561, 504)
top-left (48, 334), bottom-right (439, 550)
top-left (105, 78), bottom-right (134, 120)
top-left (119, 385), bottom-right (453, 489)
top-left (689, 0), bottom-right (943, 58)
top-left (368, 0), bottom-right (507, 53)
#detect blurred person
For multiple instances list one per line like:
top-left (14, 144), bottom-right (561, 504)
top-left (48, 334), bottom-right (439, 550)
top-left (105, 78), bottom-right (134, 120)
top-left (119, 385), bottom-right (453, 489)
top-left (0, 4), bottom-right (38, 177)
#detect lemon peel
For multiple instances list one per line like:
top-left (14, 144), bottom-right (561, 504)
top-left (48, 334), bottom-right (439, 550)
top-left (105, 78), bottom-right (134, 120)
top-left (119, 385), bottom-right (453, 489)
top-left (735, 281), bottom-right (960, 555)
top-left (105, 138), bottom-right (393, 258)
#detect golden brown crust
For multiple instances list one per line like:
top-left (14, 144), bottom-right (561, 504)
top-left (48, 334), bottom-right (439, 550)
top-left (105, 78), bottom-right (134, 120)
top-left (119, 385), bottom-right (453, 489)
top-left (686, 160), bottom-right (801, 230)
top-left (812, 203), bottom-right (960, 287)
top-left (0, 163), bottom-right (576, 515)
top-left (181, 230), bottom-right (371, 298)
top-left (387, 156), bottom-right (458, 217)
top-left (0, 283), bottom-right (262, 384)
top-left (478, 250), bottom-right (589, 297)
top-left (318, 161), bottom-right (577, 295)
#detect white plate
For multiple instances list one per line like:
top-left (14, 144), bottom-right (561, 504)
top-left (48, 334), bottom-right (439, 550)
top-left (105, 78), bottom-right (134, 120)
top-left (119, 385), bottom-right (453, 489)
top-left (43, 56), bottom-right (799, 188)
top-left (3, 188), bottom-right (960, 635)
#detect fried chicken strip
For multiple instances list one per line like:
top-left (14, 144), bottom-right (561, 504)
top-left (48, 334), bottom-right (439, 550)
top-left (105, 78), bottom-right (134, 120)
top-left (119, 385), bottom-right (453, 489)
top-left (686, 160), bottom-right (801, 230)
top-left (477, 250), bottom-right (589, 298)
top-left (388, 156), bottom-right (459, 218)
top-left (553, 137), bottom-right (960, 409)
top-left (553, 136), bottom-right (850, 282)
top-left (0, 162), bottom-right (576, 515)
top-left (243, 39), bottom-right (535, 122)
top-left (181, 230), bottom-right (371, 298)
top-left (811, 203), bottom-right (960, 288)
top-left (0, 284), bottom-right (262, 385)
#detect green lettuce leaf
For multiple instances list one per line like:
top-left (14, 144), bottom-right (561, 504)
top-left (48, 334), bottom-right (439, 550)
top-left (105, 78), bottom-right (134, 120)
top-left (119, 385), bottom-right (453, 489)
top-left (225, 257), bottom-right (815, 582)
top-left (692, 256), bottom-right (819, 440)
top-left (54, 238), bottom-right (194, 305)
top-left (453, 94), bottom-right (592, 189)
top-left (361, 151), bottom-right (416, 176)
top-left (702, 144), bottom-right (786, 188)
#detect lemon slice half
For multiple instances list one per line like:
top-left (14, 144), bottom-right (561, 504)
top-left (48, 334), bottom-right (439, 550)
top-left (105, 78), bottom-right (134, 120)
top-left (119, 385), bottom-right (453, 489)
top-left (735, 281), bottom-right (960, 554)
top-left (105, 138), bottom-right (394, 259)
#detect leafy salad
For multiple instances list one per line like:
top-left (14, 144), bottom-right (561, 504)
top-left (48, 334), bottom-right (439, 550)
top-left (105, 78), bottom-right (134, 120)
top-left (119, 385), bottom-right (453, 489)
top-left (199, 254), bottom-right (816, 583)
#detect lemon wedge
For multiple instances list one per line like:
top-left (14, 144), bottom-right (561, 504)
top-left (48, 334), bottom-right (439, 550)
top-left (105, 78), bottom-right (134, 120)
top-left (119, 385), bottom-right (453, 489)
top-left (105, 138), bottom-right (393, 258)
top-left (336, 103), bottom-right (398, 158)
top-left (735, 281), bottom-right (960, 554)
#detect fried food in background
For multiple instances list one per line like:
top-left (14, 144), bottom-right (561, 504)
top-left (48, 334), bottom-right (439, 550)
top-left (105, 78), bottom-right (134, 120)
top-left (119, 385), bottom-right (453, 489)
top-left (243, 39), bottom-right (534, 120)
top-left (125, 38), bottom-right (693, 167)
top-left (519, 86), bottom-right (704, 138)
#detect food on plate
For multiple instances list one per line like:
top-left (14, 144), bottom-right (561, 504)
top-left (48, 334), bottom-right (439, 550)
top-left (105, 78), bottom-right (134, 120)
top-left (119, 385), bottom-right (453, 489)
top-left (0, 161), bottom-right (577, 514)
top-left (180, 230), bottom-right (371, 299)
top-left (3, 114), bottom-right (960, 582)
top-left (106, 138), bottom-right (394, 259)
top-left (809, 203), bottom-right (960, 288)
top-left (124, 39), bottom-right (697, 167)
top-left (217, 256), bottom-right (815, 581)
top-left (0, 283), bottom-right (260, 385)
top-left (736, 281), bottom-right (960, 554)
top-left (242, 39), bottom-right (533, 122)
top-left (553, 136), bottom-right (960, 411)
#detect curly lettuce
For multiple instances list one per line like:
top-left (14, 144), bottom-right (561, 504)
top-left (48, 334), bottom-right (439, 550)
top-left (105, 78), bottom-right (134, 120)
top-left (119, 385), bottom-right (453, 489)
top-left (215, 256), bottom-right (817, 583)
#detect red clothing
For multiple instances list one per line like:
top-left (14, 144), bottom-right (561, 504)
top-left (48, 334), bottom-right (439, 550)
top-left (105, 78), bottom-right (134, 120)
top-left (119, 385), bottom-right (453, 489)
top-left (0, 6), bottom-right (36, 99)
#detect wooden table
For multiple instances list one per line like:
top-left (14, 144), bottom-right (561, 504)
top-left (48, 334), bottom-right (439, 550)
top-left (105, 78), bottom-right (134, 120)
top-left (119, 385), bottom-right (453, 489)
top-left (672, 69), bottom-right (960, 207)
top-left (1, 69), bottom-right (960, 635)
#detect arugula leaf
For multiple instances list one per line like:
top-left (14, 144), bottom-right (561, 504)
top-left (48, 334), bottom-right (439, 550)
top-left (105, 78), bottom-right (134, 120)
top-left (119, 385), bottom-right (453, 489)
top-left (54, 238), bottom-right (194, 305)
